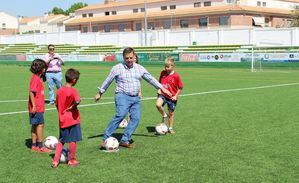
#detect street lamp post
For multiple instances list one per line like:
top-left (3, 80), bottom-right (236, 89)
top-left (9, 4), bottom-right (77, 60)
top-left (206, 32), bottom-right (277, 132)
top-left (144, 0), bottom-right (148, 46)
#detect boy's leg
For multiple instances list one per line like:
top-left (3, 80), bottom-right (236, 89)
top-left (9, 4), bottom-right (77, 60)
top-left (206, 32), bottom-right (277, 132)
top-left (53, 142), bottom-right (64, 163)
top-left (69, 142), bottom-right (77, 161)
top-left (103, 93), bottom-right (130, 141)
top-left (168, 111), bottom-right (175, 129)
top-left (46, 73), bottom-right (55, 104)
top-left (31, 125), bottom-right (37, 149)
top-left (68, 142), bottom-right (79, 167)
top-left (36, 124), bottom-right (44, 147)
top-left (120, 96), bottom-right (140, 145)
top-left (167, 100), bottom-right (177, 134)
top-left (156, 97), bottom-right (167, 123)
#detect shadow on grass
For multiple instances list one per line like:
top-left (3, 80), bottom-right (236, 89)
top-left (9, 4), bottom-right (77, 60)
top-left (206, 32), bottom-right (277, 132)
top-left (146, 126), bottom-right (156, 133)
top-left (87, 132), bottom-right (157, 141)
top-left (25, 138), bottom-right (32, 149)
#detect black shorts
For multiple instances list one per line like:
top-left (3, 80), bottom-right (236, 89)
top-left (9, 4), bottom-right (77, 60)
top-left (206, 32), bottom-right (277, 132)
top-left (59, 124), bottom-right (82, 143)
top-left (29, 112), bottom-right (44, 125)
top-left (158, 94), bottom-right (177, 112)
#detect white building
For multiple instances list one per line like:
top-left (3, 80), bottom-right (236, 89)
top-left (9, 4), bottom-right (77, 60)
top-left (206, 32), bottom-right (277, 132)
top-left (0, 12), bottom-right (18, 35)
top-left (18, 14), bottom-right (70, 34)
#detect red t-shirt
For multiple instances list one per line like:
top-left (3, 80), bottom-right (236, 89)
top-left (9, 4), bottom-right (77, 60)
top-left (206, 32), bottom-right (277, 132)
top-left (56, 86), bottom-right (81, 128)
top-left (28, 74), bottom-right (45, 113)
top-left (159, 70), bottom-right (183, 99)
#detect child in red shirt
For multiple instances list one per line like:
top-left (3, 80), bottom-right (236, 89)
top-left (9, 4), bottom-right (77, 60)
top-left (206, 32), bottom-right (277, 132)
top-left (28, 59), bottom-right (51, 153)
top-left (156, 57), bottom-right (183, 134)
top-left (52, 68), bottom-right (81, 168)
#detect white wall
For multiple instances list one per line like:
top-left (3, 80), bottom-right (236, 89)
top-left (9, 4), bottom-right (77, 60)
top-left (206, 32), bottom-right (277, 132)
top-left (1, 27), bottom-right (299, 46)
top-left (0, 12), bottom-right (18, 29)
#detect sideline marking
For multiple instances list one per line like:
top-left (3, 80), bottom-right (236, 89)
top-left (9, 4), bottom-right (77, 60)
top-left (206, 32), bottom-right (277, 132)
top-left (0, 97), bottom-right (114, 103)
top-left (0, 82), bottom-right (298, 116)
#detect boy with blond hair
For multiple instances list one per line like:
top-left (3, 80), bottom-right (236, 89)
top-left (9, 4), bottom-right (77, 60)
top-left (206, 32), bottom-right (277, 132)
top-left (156, 57), bottom-right (183, 134)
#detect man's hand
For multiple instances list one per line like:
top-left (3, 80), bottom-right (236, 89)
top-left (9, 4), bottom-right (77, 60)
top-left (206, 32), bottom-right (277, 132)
top-left (161, 87), bottom-right (172, 97)
top-left (95, 93), bottom-right (102, 102)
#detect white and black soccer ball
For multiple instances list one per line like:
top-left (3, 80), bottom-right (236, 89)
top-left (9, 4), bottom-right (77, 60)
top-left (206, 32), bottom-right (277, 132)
top-left (44, 136), bottom-right (58, 150)
top-left (155, 123), bottom-right (168, 135)
top-left (119, 119), bottom-right (128, 128)
top-left (60, 148), bottom-right (69, 163)
top-left (104, 137), bottom-right (119, 151)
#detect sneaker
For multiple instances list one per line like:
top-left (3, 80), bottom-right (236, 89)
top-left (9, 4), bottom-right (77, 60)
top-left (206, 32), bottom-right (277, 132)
top-left (68, 159), bottom-right (79, 167)
top-left (51, 161), bottom-right (59, 168)
top-left (38, 147), bottom-right (52, 153)
top-left (48, 102), bottom-right (55, 105)
top-left (119, 142), bottom-right (134, 148)
top-left (168, 129), bottom-right (176, 134)
top-left (31, 146), bottom-right (39, 152)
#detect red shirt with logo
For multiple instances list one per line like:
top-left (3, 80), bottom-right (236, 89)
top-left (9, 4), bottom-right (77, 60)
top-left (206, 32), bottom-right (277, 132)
top-left (56, 86), bottom-right (81, 128)
top-left (28, 74), bottom-right (45, 113)
top-left (159, 70), bottom-right (183, 99)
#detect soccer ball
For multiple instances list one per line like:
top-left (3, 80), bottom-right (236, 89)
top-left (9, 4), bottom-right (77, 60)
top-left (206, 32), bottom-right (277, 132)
top-left (44, 136), bottom-right (58, 150)
top-left (119, 119), bottom-right (128, 128)
top-left (155, 123), bottom-right (168, 135)
top-left (60, 148), bottom-right (69, 163)
top-left (104, 137), bottom-right (119, 151)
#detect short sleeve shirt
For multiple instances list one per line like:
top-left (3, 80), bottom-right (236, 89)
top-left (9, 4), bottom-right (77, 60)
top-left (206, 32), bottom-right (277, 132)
top-left (159, 71), bottom-right (183, 99)
top-left (56, 86), bottom-right (81, 128)
top-left (28, 74), bottom-right (45, 113)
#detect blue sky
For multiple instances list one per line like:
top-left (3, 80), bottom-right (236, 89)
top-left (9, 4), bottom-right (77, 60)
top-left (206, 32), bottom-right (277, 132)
top-left (0, 0), bottom-right (103, 17)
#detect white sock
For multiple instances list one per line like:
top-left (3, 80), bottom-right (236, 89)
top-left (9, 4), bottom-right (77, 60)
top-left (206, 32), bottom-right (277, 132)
top-left (163, 113), bottom-right (167, 117)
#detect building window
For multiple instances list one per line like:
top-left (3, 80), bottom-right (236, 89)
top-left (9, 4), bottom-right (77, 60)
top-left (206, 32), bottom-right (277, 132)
top-left (262, 2), bottom-right (266, 7)
top-left (194, 2), bottom-right (201, 7)
top-left (2, 23), bottom-right (6, 28)
top-left (227, 0), bottom-right (233, 4)
top-left (88, 13), bottom-right (93, 17)
top-left (219, 16), bottom-right (229, 26)
top-left (163, 20), bottom-right (171, 29)
top-left (199, 17), bottom-right (208, 27)
top-left (204, 1), bottom-right (211, 6)
top-left (257, 1), bottom-right (261, 6)
top-left (180, 20), bottom-right (189, 28)
top-left (82, 26), bottom-right (88, 33)
top-left (105, 12), bottom-right (110, 16)
top-left (148, 22), bottom-right (155, 30)
top-left (92, 26), bottom-right (99, 32)
top-left (133, 8), bottom-right (138, 13)
top-left (170, 5), bottom-right (176, 9)
top-left (82, 14), bottom-right (87, 18)
top-left (161, 6), bottom-right (167, 10)
top-left (136, 23), bottom-right (142, 31)
top-left (118, 24), bottom-right (125, 32)
top-left (112, 11), bottom-right (117, 15)
top-left (141, 8), bottom-right (145, 12)
top-left (104, 25), bottom-right (110, 32)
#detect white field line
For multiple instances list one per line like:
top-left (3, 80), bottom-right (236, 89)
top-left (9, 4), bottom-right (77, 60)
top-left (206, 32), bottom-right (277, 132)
top-left (0, 82), bottom-right (298, 116)
top-left (0, 97), bottom-right (114, 103)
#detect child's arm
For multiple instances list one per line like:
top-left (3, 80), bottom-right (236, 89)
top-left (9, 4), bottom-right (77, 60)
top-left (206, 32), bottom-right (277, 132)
top-left (171, 89), bottom-right (182, 101)
top-left (63, 100), bottom-right (80, 113)
top-left (29, 91), bottom-right (36, 113)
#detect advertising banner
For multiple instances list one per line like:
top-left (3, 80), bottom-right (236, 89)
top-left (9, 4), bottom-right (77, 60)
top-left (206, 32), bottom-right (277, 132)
top-left (199, 53), bottom-right (241, 62)
top-left (179, 53), bottom-right (198, 62)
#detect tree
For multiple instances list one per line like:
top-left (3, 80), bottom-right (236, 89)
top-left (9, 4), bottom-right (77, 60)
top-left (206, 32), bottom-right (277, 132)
top-left (50, 7), bottom-right (65, 15)
top-left (65, 2), bottom-right (88, 15)
top-left (49, 2), bottom-right (88, 15)
top-left (292, 5), bottom-right (299, 27)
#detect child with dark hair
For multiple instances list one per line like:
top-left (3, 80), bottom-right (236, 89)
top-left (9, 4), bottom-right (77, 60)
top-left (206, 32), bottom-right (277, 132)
top-left (52, 68), bottom-right (82, 168)
top-left (28, 59), bottom-right (51, 153)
